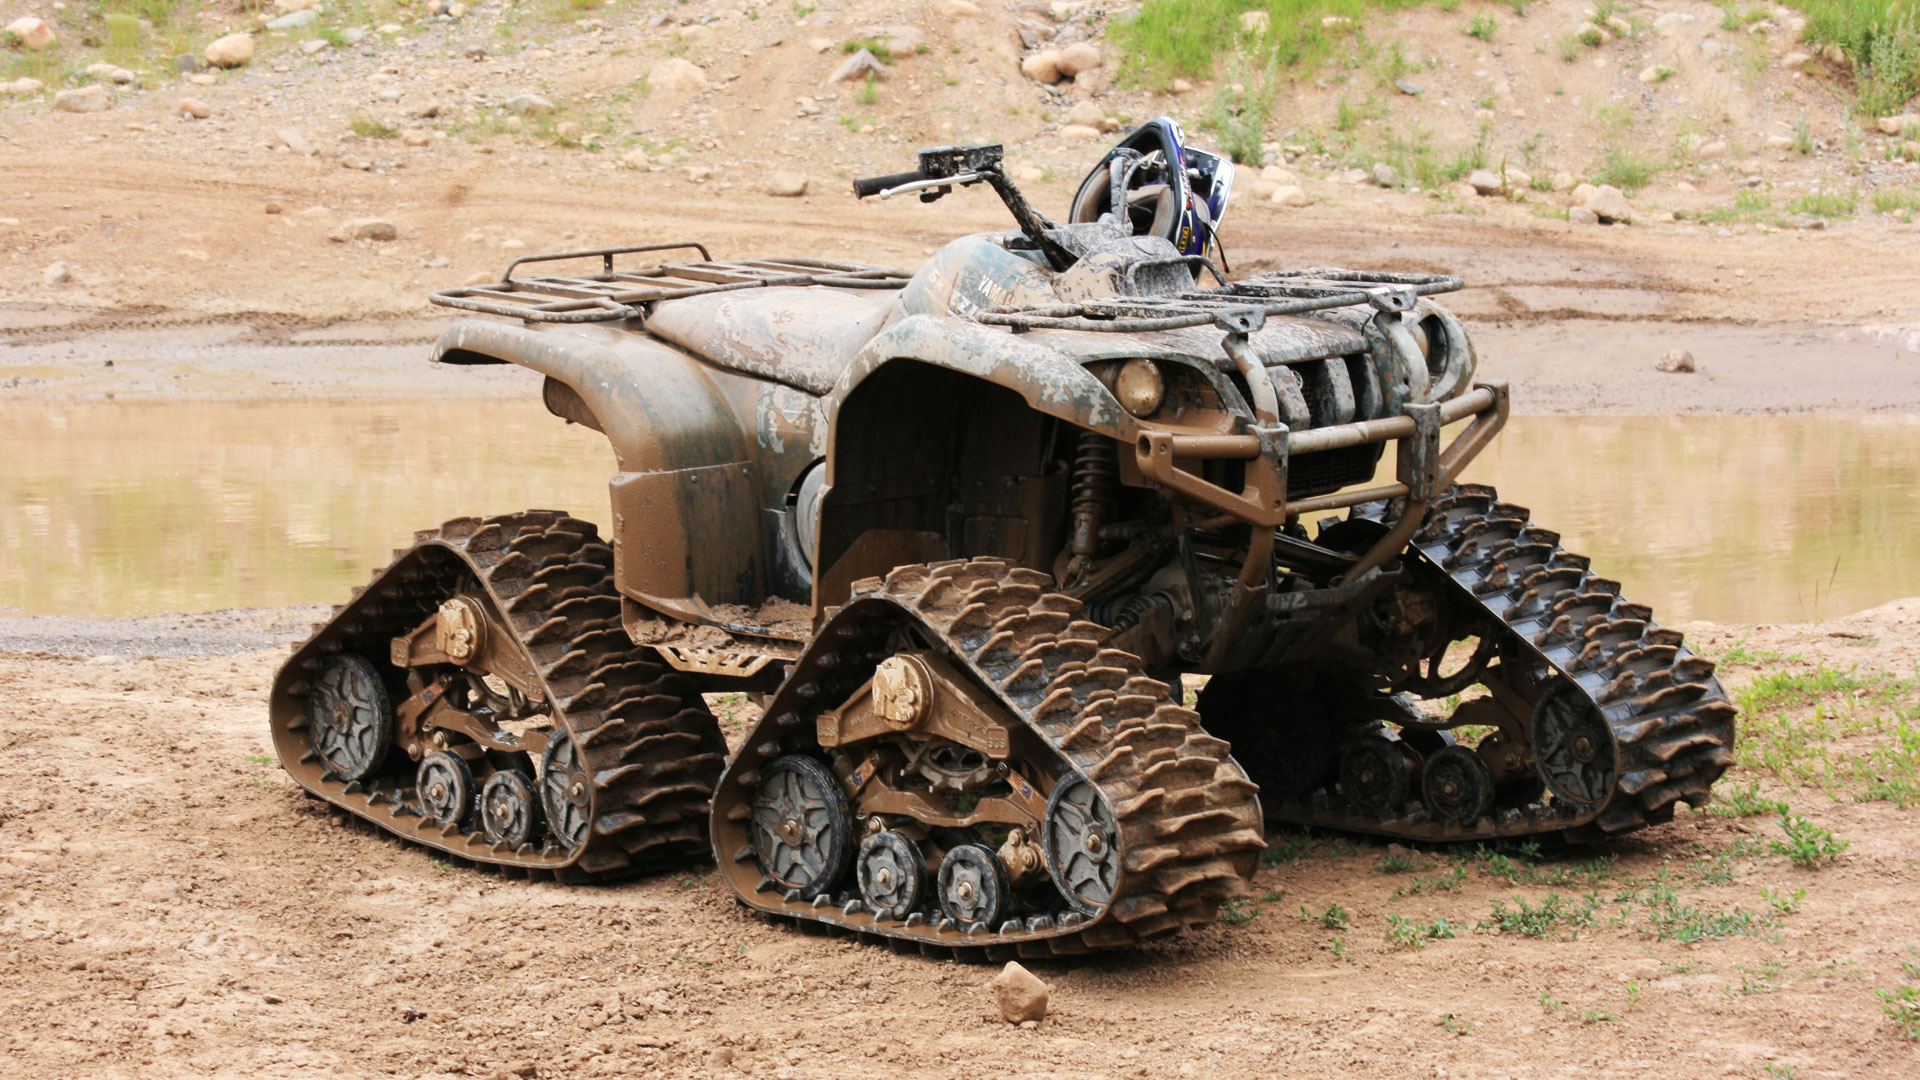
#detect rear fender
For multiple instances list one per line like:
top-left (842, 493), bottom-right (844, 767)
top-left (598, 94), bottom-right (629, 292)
top-left (432, 319), bottom-right (761, 621)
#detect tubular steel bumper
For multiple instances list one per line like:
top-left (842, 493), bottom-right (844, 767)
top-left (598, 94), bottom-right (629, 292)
top-left (1134, 381), bottom-right (1510, 528)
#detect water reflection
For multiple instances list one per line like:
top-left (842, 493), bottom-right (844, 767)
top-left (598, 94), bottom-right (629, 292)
top-left (3, 401), bottom-right (1916, 623)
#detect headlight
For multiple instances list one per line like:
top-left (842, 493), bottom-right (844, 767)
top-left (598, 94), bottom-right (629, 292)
top-left (1114, 358), bottom-right (1165, 418)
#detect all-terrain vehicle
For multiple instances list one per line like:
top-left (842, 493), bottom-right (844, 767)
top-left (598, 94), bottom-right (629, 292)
top-left (270, 122), bottom-right (1735, 957)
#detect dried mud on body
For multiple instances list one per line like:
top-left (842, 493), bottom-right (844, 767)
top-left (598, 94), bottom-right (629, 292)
top-left (1, 605), bottom-right (1917, 1080)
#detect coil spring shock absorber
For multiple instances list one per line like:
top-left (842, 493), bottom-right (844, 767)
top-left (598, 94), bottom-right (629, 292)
top-left (1069, 431), bottom-right (1118, 560)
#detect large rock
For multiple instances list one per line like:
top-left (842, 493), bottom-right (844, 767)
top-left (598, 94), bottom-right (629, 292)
top-left (649, 58), bottom-right (707, 93)
top-left (204, 33), bottom-right (255, 69)
top-left (1879, 114), bottom-right (1919, 136)
top-left (990, 963), bottom-right (1049, 1024)
top-left (4, 17), bottom-right (56, 51)
top-left (1021, 49), bottom-right (1063, 84)
top-left (4, 78), bottom-right (45, 97)
top-left (1467, 170), bottom-right (1504, 195)
top-left (1057, 42), bottom-right (1103, 78)
top-left (1582, 183), bottom-right (1633, 223)
top-left (53, 85), bottom-right (111, 114)
top-left (1371, 162), bottom-right (1398, 187)
top-left (766, 172), bottom-right (808, 197)
top-left (1270, 185), bottom-right (1310, 207)
top-left (1567, 205), bottom-right (1600, 225)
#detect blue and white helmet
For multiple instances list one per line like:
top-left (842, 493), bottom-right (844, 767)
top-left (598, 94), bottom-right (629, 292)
top-left (1067, 117), bottom-right (1235, 266)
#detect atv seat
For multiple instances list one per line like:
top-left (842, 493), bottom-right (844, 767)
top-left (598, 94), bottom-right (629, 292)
top-left (645, 286), bottom-right (902, 396)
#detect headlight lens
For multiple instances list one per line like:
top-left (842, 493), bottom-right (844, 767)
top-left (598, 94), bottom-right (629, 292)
top-left (1114, 358), bottom-right (1165, 418)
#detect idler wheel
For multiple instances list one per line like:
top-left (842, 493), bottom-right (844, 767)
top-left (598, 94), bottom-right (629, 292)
top-left (1338, 730), bottom-right (1415, 816)
top-left (416, 750), bottom-right (473, 827)
top-left (539, 729), bottom-right (592, 851)
top-left (1531, 682), bottom-right (1617, 807)
top-left (309, 653), bottom-right (394, 782)
top-left (856, 829), bottom-right (926, 921)
top-left (749, 755), bottom-right (854, 900)
top-left (480, 769), bottom-right (540, 847)
top-left (937, 843), bottom-right (1007, 929)
top-left (1042, 777), bottom-right (1122, 916)
top-left (1421, 745), bottom-right (1495, 826)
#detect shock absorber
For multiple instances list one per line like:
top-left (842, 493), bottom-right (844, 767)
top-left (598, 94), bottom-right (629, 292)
top-left (1069, 431), bottom-right (1118, 559)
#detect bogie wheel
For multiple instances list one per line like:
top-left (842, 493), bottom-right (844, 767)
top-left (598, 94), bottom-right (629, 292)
top-left (856, 830), bottom-right (926, 921)
top-left (1043, 777), bottom-right (1122, 916)
top-left (416, 750), bottom-right (474, 827)
top-left (1421, 745), bottom-right (1495, 826)
top-left (539, 729), bottom-right (591, 851)
top-left (308, 653), bottom-right (394, 782)
top-left (480, 769), bottom-right (541, 847)
top-left (1531, 681), bottom-right (1618, 808)
top-left (938, 843), bottom-right (1007, 929)
top-left (750, 755), bottom-right (854, 901)
top-left (1338, 729), bottom-right (1415, 816)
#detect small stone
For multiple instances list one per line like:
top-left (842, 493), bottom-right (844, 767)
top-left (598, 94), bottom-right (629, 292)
top-left (1393, 78), bottom-right (1422, 96)
top-left (505, 93), bottom-right (556, 117)
top-left (650, 58), bottom-right (708, 93)
top-left (555, 121), bottom-right (584, 144)
top-left (991, 962), bottom-right (1050, 1024)
top-left (4, 17), bottom-right (56, 51)
top-left (621, 149), bottom-right (650, 169)
top-left (1550, 171), bottom-right (1574, 192)
top-left (5, 78), bottom-right (45, 97)
top-left (1571, 182), bottom-right (1597, 204)
top-left (204, 33), bottom-right (256, 69)
top-left (54, 85), bottom-right (112, 114)
top-left (1697, 140), bottom-right (1729, 160)
top-left (766, 171), bottom-right (808, 197)
top-left (333, 217), bottom-right (397, 242)
top-left (1503, 166), bottom-right (1532, 190)
top-left (1467, 169), bottom-right (1503, 196)
top-left (1066, 100), bottom-right (1105, 128)
top-left (301, 39), bottom-right (330, 55)
top-left (86, 63), bottom-right (136, 85)
top-left (1737, 158), bottom-right (1764, 176)
top-left (1059, 124), bottom-right (1102, 140)
top-left (1605, 16), bottom-right (1633, 36)
top-left (401, 129), bottom-right (432, 147)
top-left (42, 261), bottom-right (71, 286)
top-left (1676, 180), bottom-right (1697, 193)
top-left (1638, 66), bottom-right (1662, 84)
top-left (830, 48), bottom-right (890, 85)
top-left (1655, 348), bottom-right (1696, 373)
top-left (265, 201), bottom-right (284, 214)
top-left (1322, 15), bottom-right (1352, 29)
top-left (189, 73), bottom-right (217, 87)
top-left (1781, 50), bottom-right (1814, 73)
top-left (1371, 162), bottom-right (1398, 187)
top-left (1338, 168), bottom-right (1369, 184)
top-left (1021, 50), bottom-right (1063, 85)
top-left (685, 164), bottom-right (715, 183)
top-left (276, 128), bottom-right (314, 156)
top-left (1567, 205), bottom-right (1600, 225)
top-left (1764, 134), bottom-right (1793, 150)
top-left (1239, 11), bottom-right (1270, 35)
top-left (1058, 42), bottom-right (1103, 78)
top-left (1259, 164), bottom-right (1298, 184)
top-left (1878, 114), bottom-right (1918, 136)
top-left (1583, 183), bottom-right (1633, 223)
top-left (266, 9), bottom-right (317, 30)
top-left (940, 0), bottom-right (982, 16)
top-left (1653, 12), bottom-right (1693, 33)
top-left (1270, 185), bottom-right (1310, 207)
top-left (1170, 78), bottom-right (1193, 94)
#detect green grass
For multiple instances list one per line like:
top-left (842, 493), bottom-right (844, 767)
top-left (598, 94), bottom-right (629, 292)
top-left (1301, 902), bottom-right (1349, 930)
top-left (1769, 813), bottom-right (1850, 866)
top-left (1465, 13), bottom-right (1497, 41)
top-left (1480, 892), bottom-right (1598, 938)
top-left (1112, 0), bottom-right (1434, 86)
top-left (1792, 0), bottom-right (1920, 116)
top-left (841, 37), bottom-right (895, 64)
top-left (1873, 186), bottom-right (1920, 213)
top-left (1730, 662), bottom-right (1920, 804)
top-left (350, 115), bottom-right (400, 139)
top-left (1880, 947), bottom-right (1920, 1039)
top-left (1386, 913), bottom-right (1458, 948)
top-left (1708, 780), bottom-right (1791, 818)
top-left (1592, 147), bottom-right (1655, 193)
top-left (1790, 192), bottom-right (1858, 218)
top-left (1203, 47), bottom-right (1282, 163)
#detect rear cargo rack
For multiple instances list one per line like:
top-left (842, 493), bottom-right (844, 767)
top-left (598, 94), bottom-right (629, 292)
top-left (975, 268), bottom-right (1463, 333)
top-left (430, 243), bottom-right (913, 323)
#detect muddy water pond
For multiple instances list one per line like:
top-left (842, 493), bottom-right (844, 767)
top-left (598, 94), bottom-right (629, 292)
top-left (3, 400), bottom-right (1916, 625)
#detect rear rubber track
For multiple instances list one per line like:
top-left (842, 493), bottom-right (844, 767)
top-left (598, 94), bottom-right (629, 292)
top-left (712, 557), bottom-right (1267, 958)
top-left (268, 510), bottom-right (727, 881)
top-left (1268, 483), bottom-right (1737, 842)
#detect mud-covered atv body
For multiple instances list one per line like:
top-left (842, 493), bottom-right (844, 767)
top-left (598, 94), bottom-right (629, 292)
top-left (271, 145), bottom-right (1734, 956)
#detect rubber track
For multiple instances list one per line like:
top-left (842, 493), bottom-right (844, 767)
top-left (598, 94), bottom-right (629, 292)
top-left (268, 511), bottom-right (728, 881)
top-left (711, 558), bottom-right (1266, 958)
top-left (1267, 483), bottom-right (1737, 841)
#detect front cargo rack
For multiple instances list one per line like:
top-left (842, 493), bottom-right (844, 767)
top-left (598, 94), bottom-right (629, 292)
top-left (975, 268), bottom-right (1464, 333)
top-left (430, 243), bottom-right (914, 324)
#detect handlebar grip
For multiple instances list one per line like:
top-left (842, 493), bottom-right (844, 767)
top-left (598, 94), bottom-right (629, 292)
top-left (852, 170), bottom-right (927, 198)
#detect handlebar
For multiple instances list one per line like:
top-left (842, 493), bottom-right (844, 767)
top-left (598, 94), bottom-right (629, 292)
top-left (851, 170), bottom-right (928, 198)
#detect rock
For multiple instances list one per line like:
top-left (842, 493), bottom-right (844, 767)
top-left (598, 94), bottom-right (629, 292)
top-left (1371, 162), bottom-right (1398, 187)
top-left (42, 261), bottom-right (71, 286)
top-left (1393, 78), bottom-right (1422, 96)
top-left (1021, 50), bottom-right (1063, 85)
top-left (621, 149), bottom-right (650, 169)
top-left (554, 121), bottom-right (584, 144)
top-left (1551, 171), bottom-right (1574, 192)
top-left (1338, 168), bottom-right (1369, 184)
top-left (275, 128), bottom-right (314, 156)
top-left (401, 129), bottom-right (432, 147)
top-left (333, 217), bottom-right (397, 242)
top-left (1604, 15), bottom-right (1633, 36)
top-left (174, 54), bottom-right (203, 73)
top-left (1568, 205), bottom-right (1600, 225)
top-left (990, 963), bottom-right (1050, 1024)
top-left (1655, 348), bottom-right (1696, 373)
top-left (204, 33), bottom-right (255, 69)
top-left (189, 73), bottom-right (217, 86)
top-left (1764, 134), bottom-right (1793, 150)
top-left (1675, 180), bottom-right (1697, 193)
top-left (1270, 185), bottom-right (1310, 207)
top-left (1638, 66), bottom-right (1663, 84)
top-left (1259, 164), bottom-right (1297, 184)
top-left (505, 93), bottom-right (556, 117)
top-left (1169, 78), bottom-right (1192, 94)
top-left (1697, 140), bottom-right (1729, 160)
top-left (1583, 183), bottom-right (1633, 223)
top-left (1467, 169), bottom-right (1504, 195)
top-left (1239, 11), bottom-right (1270, 35)
top-left (1571, 182), bottom-right (1597, 204)
top-left (685, 164), bottom-right (715, 183)
top-left (54, 85), bottom-right (112, 114)
top-left (829, 48), bottom-right (890, 84)
top-left (766, 171), bottom-right (808, 197)
top-left (676, 24), bottom-right (714, 47)
top-left (1066, 100), bottom-right (1105, 128)
top-left (86, 63), bottom-right (137, 85)
top-left (1822, 42), bottom-right (1847, 67)
top-left (1653, 12), bottom-right (1693, 32)
top-left (1736, 158), bottom-right (1764, 176)
top-left (1503, 167), bottom-right (1532, 190)
top-left (302, 39), bottom-right (330, 55)
top-left (4, 17), bottom-right (56, 51)
top-left (1781, 50), bottom-right (1815, 73)
top-left (649, 58), bottom-right (708, 93)
top-left (1700, 38), bottom-right (1730, 59)
top-left (1059, 124), bottom-right (1101, 140)
top-left (940, 0), bottom-right (982, 16)
top-left (1248, 179), bottom-right (1278, 199)
top-left (266, 9), bottom-right (317, 30)
top-left (1322, 16), bottom-right (1352, 29)
top-left (5, 78), bottom-right (45, 97)
top-left (1878, 114), bottom-right (1919, 136)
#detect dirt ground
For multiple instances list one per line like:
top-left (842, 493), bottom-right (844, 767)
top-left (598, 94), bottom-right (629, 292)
top-left (1, 602), bottom-right (1917, 1080)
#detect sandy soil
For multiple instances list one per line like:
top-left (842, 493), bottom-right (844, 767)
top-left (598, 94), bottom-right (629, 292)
top-left (1, 602), bottom-right (1917, 1080)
